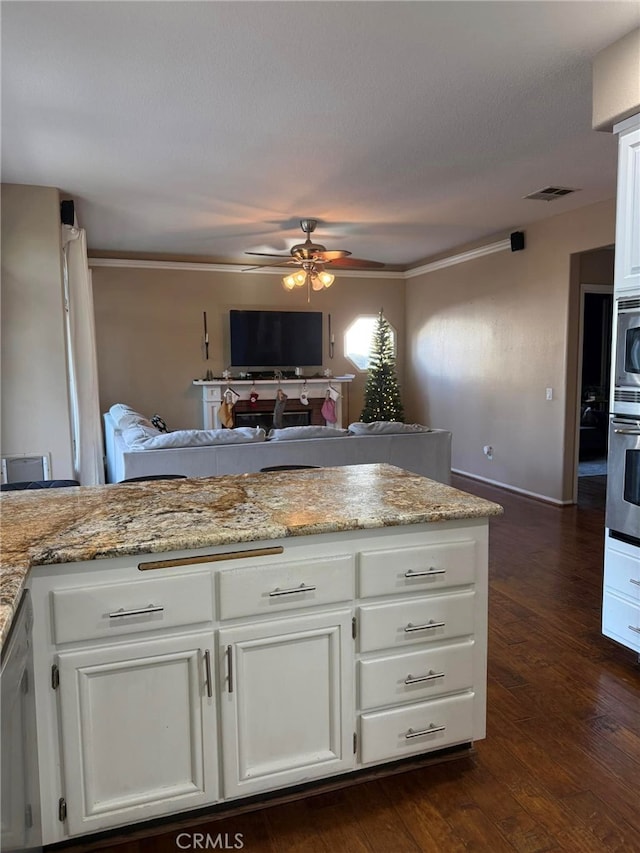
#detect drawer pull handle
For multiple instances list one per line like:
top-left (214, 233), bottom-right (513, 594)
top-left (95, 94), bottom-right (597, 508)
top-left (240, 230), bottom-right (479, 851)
top-left (108, 604), bottom-right (164, 619)
top-left (629, 625), bottom-right (640, 635)
top-left (203, 649), bottom-right (213, 698)
top-left (630, 578), bottom-right (640, 587)
top-left (405, 723), bottom-right (446, 739)
top-left (405, 670), bottom-right (445, 685)
top-left (404, 620), bottom-right (445, 633)
top-left (405, 568), bottom-right (446, 578)
top-left (269, 583), bottom-right (317, 597)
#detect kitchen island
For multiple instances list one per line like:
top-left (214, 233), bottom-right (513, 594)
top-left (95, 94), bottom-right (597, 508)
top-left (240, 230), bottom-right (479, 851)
top-left (0, 464), bottom-right (502, 845)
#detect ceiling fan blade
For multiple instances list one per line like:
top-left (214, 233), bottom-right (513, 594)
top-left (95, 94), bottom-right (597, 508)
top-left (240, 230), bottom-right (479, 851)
top-left (245, 251), bottom-right (293, 258)
top-left (326, 257), bottom-right (386, 269)
top-left (317, 250), bottom-right (352, 261)
top-left (242, 259), bottom-right (298, 272)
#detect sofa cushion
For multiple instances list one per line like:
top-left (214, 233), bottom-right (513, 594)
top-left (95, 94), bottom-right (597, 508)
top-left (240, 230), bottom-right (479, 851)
top-left (267, 426), bottom-right (349, 441)
top-left (348, 421), bottom-right (431, 435)
top-left (122, 425), bottom-right (266, 450)
top-left (109, 403), bottom-right (154, 430)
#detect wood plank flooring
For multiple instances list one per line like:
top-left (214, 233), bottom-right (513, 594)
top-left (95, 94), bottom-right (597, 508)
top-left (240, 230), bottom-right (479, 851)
top-left (49, 475), bottom-right (640, 853)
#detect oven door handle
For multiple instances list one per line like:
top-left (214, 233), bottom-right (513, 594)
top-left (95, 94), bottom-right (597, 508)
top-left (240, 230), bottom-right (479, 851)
top-left (612, 418), bottom-right (640, 432)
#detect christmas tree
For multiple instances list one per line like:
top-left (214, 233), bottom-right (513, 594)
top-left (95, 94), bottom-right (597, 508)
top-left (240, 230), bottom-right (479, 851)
top-left (360, 309), bottom-right (405, 422)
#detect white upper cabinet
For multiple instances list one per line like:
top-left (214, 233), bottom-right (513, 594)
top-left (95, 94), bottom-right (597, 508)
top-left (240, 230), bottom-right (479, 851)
top-left (614, 116), bottom-right (640, 295)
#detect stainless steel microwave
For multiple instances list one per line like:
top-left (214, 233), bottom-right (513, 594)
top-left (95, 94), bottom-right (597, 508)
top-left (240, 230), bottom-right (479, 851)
top-left (613, 295), bottom-right (640, 415)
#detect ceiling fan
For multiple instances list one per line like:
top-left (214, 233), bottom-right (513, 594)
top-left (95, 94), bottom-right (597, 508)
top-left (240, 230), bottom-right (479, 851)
top-left (244, 219), bottom-right (385, 293)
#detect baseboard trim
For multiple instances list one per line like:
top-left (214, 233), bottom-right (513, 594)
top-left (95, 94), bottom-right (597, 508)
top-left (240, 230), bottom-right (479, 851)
top-left (451, 469), bottom-right (572, 506)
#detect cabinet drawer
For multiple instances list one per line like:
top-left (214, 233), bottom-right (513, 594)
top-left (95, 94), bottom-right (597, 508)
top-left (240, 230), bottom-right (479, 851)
top-left (602, 591), bottom-right (640, 652)
top-left (218, 554), bottom-right (354, 620)
top-left (359, 692), bottom-right (474, 764)
top-left (358, 590), bottom-right (474, 653)
top-left (358, 540), bottom-right (476, 598)
top-left (51, 573), bottom-right (213, 644)
top-left (358, 640), bottom-right (474, 711)
top-left (604, 547), bottom-right (640, 601)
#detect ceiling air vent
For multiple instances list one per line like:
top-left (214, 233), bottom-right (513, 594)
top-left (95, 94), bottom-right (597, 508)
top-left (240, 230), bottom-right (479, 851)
top-left (524, 186), bottom-right (579, 201)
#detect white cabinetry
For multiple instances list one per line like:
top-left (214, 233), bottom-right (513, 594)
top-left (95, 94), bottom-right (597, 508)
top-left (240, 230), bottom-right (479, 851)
top-left (30, 566), bottom-right (218, 844)
top-left (603, 112), bottom-right (640, 654)
top-left (29, 518), bottom-right (488, 845)
top-left (219, 609), bottom-right (354, 798)
top-left (602, 535), bottom-right (640, 653)
top-left (56, 632), bottom-right (218, 836)
top-left (356, 532), bottom-right (486, 768)
top-left (613, 115), bottom-right (640, 295)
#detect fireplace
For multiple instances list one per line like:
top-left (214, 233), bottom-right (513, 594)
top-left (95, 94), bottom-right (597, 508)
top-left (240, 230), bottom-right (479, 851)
top-left (235, 410), bottom-right (312, 430)
top-left (194, 378), bottom-right (352, 430)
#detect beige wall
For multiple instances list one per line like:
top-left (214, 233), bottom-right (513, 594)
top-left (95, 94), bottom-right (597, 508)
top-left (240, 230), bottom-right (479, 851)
top-left (91, 266), bottom-right (405, 429)
top-left (579, 247), bottom-right (615, 284)
top-left (1, 184), bottom-right (74, 478)
top-left (592, 27), bottom-right (640, 131)
top-left (404, 199), bottom-right (615, 503)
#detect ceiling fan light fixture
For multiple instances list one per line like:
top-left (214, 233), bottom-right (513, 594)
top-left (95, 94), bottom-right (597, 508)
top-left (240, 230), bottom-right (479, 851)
top-left (282, 273), bottom-right (298, 290)
top-left (253, 220), bottom-right (380, 298)
top-left (318, 271), bottom-right (335, 288)
top-left (282, 270), bottom-right (307, 291)
top-left (310, 269), bottom-right (335, 291)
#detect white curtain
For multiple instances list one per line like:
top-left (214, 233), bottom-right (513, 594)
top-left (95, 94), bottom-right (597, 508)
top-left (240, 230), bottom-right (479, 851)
top-left (62, 224), bottom-right (105, 484)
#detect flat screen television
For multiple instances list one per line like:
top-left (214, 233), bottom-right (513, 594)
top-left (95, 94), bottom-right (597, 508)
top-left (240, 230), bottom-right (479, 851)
top-left (229, 310), bottom-right (323, 368)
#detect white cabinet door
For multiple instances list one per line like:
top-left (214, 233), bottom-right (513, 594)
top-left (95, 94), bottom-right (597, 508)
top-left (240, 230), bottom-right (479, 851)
top-left (56, 631), bottom-right (218, 836)
top-left (219, 609), bottom-right (354, 798)
top-left (614, 121), bottom-right (640, 294)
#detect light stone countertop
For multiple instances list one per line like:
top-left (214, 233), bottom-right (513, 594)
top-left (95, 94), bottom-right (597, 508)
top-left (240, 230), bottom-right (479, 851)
top-left (0, 464), bottom-right (502, 647)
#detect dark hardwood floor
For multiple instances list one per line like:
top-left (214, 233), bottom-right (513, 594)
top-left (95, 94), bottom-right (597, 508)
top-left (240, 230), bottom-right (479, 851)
top-left (52, 474), bottom-right (640, 853)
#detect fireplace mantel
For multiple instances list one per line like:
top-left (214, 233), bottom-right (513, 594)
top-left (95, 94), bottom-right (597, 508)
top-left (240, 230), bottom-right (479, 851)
top-left (193, 378), bottom-right (353, 430)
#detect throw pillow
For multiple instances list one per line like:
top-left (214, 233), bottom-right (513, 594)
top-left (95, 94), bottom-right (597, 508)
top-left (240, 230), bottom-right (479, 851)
top-left (121, 426), bottom-right (266, 450)
top-left (348, 421), bottom-right (430, 435)
top-left (109, 404), bottom-right (154, 430)
top-left (151, 414), bottom-right (168, 433)
top-left (267, 426), bottom-right (349, 441)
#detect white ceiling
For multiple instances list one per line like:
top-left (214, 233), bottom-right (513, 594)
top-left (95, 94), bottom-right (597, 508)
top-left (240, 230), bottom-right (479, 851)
top-left (2, 1), bottom-right (639, 269)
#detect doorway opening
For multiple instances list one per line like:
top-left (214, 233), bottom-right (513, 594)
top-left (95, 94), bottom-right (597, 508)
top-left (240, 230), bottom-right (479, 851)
top-left (578, 289), bottom-right (612, 477)
top-left (568, 245), bottom-right (614, 507)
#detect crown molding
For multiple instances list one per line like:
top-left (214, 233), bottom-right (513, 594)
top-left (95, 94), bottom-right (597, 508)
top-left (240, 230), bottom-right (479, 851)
top-left (88, 238), bottom-right (512, 278)
top-left (404, 239), bottom-right (511, 278)
top-left (87, 257), bottom-right (404, 279)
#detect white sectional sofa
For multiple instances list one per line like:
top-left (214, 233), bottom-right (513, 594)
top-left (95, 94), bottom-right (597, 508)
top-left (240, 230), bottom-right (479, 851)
top-left (103, 412), bottom-right (452, 484)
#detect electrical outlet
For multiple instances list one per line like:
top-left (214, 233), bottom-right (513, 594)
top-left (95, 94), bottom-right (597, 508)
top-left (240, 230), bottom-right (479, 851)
top-left (546, 387), bottom-right (553, 401)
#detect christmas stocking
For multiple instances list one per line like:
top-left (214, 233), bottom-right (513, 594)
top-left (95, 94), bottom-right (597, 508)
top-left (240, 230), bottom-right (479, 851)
top-left (273, 390), bottom-right (288, 429)
top-left (218, 391), bottom-right (235, 429)
top-left (321, 394), bottom-right (337, 424)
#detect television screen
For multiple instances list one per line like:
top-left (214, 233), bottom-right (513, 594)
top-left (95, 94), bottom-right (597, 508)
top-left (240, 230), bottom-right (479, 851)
top-left (229, 310), bottom-right (323, 367)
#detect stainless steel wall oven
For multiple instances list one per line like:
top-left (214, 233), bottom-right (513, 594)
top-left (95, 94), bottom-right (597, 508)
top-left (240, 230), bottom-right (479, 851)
top-left (606, 416), bottom-right (640, 545)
